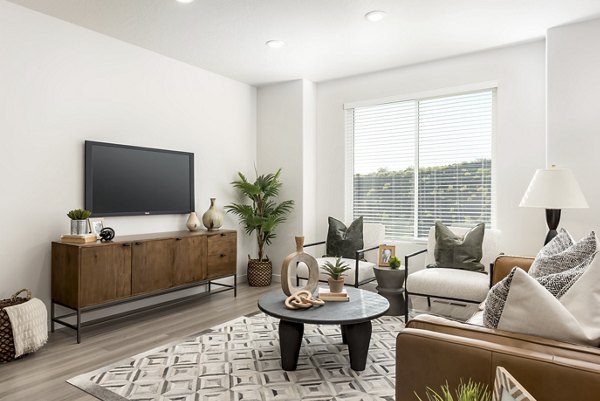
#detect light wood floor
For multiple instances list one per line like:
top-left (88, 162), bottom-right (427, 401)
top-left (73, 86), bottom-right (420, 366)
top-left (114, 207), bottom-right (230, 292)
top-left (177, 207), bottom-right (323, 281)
top-left (0, 283), bottom-right (476, 401)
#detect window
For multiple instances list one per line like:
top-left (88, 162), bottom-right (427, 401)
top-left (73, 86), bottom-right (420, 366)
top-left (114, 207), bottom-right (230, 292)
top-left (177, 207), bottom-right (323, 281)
top-left (346, 89), bottom-right (495, 239)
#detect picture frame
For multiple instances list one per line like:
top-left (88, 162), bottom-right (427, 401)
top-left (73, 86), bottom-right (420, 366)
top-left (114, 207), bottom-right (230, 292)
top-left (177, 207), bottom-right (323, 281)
top-left (378, 245), bottom-right (396, 267)
top-left (88, 218), bottom-right (105, 238)
top-left (493, 366), bottom-right (536, 401)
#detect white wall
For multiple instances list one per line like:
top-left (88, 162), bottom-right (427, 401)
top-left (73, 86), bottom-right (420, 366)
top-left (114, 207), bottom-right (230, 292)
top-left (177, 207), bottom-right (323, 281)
top-left (316, 41), bottom-right (547, 264)
top-left (547, 18), bottom-right (600, 239)
top-left (257, 79), bottom-right (317, 277)
top-left (302, 80), bottom-right (318, 243)
top-left (257, 81), bottom-right (303, 273)
top-left (0, 1), bottom-right (256, 312)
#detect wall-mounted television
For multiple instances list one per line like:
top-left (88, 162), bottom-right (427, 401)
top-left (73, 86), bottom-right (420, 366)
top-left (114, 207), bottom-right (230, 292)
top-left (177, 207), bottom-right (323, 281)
top-left (85, 141), bottom-right (194, 217)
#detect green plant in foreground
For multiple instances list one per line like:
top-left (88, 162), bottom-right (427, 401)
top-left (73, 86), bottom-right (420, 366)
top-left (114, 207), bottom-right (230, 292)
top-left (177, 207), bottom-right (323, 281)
top-left (389, 256), bottom-right (401, 269)
top-left (67, 209), bottom-right (92, 220)
top-left (414, 379), bottom-right (491, 401)
top-left (321, 257), bottom-right (351, 280)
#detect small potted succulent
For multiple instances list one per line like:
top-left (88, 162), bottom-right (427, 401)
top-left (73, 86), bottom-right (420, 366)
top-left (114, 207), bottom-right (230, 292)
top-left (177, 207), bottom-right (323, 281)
top-left (389, 256), bottom-right (401, 269)
top-left (67, 209), bottom-right (92, 235)
top-left (321, 257), bottom-right (351, 293)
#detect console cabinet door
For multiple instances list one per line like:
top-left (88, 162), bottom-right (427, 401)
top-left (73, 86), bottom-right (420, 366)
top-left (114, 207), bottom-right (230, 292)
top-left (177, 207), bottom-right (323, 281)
top-left (173, 235), bottom-right (207, 285)
top-left (80, 244), bottom-right (132, 307)
top-left (132, 239), bottom-right (174, 295)
top-left (207, 232), bottom-right (237, 279)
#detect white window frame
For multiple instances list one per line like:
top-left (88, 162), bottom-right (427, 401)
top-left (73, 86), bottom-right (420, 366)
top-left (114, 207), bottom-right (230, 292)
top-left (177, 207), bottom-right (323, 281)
top-left (344, 82), bottom-right (498, 240)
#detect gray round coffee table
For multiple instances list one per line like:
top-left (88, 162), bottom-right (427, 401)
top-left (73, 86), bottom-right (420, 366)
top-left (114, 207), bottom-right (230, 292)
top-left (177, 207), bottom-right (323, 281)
top-left (257, 287), bottom-right (389, 371)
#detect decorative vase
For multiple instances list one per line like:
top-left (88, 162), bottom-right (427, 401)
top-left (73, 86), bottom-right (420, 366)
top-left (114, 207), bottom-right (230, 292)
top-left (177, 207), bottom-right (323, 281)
top-left (202, 198), bottom-right (223, 231)
top-left (280, 236), bottom-right (319, 296)
top-left (328, 277), bottom-right (345, 293)
top-left (186, 212), bottom-right (201, 232)
top-left (71, 220), bottom-right (88, 235)
top-left (247, 258), bottom-right (272, 287)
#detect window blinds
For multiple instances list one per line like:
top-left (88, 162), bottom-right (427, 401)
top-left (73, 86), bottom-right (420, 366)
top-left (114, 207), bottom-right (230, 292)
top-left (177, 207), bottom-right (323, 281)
top-left (348, 89), bottom-right (495, 240)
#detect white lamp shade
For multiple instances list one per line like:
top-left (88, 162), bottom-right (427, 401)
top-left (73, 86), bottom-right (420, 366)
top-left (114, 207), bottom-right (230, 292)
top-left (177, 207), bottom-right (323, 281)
top-left (520, 166), bottom-right (588, 209)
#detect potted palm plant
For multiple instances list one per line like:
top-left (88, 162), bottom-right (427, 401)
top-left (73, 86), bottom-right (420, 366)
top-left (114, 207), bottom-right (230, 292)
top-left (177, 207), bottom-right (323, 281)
top-left (321, 257), bottom-right (351, 293)
top-left (226, 168), bottom-right (294, 287)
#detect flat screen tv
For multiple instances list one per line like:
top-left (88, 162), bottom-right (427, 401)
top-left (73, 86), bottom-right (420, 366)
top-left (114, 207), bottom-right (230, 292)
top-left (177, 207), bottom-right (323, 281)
top-left (85, 141), bottom-right (194, 216)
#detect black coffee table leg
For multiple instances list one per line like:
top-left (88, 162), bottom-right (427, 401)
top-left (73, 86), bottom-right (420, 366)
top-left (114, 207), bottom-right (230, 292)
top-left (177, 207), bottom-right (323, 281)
top-left (341, 321), bottom-right (372, 371)
top-left (279, 320), bottom-right (304, 371)
top-left (341, 325), bottom-right (348, 344)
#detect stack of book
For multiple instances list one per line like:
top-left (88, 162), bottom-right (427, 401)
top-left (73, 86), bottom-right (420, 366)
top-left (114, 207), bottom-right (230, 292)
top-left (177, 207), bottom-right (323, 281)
top-left (318, 288), bottom-right (349, 302)
top-left (61, 234), bottom-right (97, 244)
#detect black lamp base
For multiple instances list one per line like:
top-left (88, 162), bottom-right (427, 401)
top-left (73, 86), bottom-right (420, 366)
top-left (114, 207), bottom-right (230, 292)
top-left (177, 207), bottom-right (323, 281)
top-left (544, 208), bottom-right (561, 245)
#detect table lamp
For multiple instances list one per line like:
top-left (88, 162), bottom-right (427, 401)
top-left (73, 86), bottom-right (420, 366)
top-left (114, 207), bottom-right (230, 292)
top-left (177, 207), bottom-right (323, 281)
top-left (520, 165), bottom-right (588, 245)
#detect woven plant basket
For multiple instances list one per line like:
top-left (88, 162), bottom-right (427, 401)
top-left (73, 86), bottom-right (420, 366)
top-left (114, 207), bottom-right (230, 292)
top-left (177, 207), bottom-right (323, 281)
top-left (0, 289), bottom-right (31, 363)
top-left (247, 259), bottom-right (272, 287)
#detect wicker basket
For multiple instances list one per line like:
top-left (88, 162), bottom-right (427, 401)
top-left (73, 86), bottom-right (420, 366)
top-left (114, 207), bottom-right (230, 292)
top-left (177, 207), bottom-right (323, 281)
top-left (0, 289), bottom-right (31, 363)
top-left (247, 259), bottom-right (272, 287)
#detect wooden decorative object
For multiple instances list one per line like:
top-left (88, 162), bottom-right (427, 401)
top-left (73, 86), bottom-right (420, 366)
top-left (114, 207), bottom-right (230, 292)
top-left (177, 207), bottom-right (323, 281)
top-left (51, 230), bottom-right (237, 343)
top-left (378, 244), bottom-right (396, 267)
top-left (283, 290), bottom-right (325, 310)
top-left (281, 236), bottom-right (319, 296)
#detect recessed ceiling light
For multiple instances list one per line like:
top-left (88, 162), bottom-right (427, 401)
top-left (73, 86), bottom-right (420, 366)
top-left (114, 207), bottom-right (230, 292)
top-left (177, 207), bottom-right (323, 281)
top-left (176, 0), bottom-right (194, 3)
top-left (265, 40), bottom-right (285, 49)
top-left (364, 10), bottom-right (386, 22)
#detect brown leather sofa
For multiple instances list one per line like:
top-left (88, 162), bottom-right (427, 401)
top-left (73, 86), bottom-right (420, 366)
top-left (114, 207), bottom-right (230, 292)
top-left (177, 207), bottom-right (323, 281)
top-left (396, 256), bottom-right (600, 401)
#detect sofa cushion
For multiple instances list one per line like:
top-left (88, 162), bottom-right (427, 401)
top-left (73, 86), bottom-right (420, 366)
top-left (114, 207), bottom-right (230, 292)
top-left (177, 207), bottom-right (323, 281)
top-left (528, 229), bottom-right (597, 278)
top-left (297, 257), bottom-right (375, 286)
top-left (326, 216), bottom-right (364, 259)
top-left (406, 268), bottom-right (489, 302)
top-left (536, 263), bottom-right (588, 298)
top-left (497, 263), bottom-right (600, 346)
top-left (428, 222), bottom-right (485, 272)
top-left (425, 226), bottom-right (501, 272)
top-left (483, 268), bottom-right (517, 328)
top-left (467, 310), bottom-right (484, 326)
top-left (484, 262), bottom-right (590, 329)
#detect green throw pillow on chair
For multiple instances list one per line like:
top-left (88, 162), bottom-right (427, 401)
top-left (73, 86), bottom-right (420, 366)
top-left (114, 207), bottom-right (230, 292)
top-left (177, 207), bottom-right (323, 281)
top-left (428, 221), bottom-right (485, 272)
top-left (326, 216), bottom-right (364, 259)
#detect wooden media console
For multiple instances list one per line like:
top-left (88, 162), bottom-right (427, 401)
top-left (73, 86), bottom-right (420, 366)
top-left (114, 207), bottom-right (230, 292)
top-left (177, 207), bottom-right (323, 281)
top-left (51, 229), bottom-right (237, 342)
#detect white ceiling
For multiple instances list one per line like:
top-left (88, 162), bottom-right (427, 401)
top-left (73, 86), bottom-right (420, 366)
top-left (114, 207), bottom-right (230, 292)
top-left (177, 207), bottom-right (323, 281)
top-left (8, 0), bottom-right (600, 86)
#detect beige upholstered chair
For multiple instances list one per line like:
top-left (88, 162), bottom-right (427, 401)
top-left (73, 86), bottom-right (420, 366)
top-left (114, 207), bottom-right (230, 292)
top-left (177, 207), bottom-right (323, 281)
top-left (404, 226), bottom-right (501, 322)
top-left (296, 223), bottom-right (385, 287)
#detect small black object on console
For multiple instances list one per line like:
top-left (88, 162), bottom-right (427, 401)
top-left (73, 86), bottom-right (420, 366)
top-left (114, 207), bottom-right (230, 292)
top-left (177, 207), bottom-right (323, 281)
top-left (99, 227), bottom-right (115, 242)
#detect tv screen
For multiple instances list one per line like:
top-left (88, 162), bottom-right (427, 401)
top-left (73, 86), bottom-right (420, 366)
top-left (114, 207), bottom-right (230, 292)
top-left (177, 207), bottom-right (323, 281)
top-left (85, 141), bottom-right (194, 216)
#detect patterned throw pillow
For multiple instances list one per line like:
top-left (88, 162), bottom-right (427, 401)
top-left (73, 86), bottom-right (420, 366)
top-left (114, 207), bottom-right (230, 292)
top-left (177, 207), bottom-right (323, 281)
top-left (484, 249), bottom-right (597, 328)
top-left (528, 229), bottom-right (597, 278)
top-left (483, 268), bottom-right (517, 328)
top-left (326, 216), bottom-right (364, 259)
top-left (535, 261), bottom-right (590, 299)
top-left (428, 221), bottom-right (486, 272)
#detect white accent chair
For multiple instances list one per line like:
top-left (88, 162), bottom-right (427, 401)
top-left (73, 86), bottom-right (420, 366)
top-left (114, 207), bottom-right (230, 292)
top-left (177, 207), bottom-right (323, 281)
top-left (404, 226), bottom-right (501, 322)
top-left (296, 223), bottom-right (385, 287)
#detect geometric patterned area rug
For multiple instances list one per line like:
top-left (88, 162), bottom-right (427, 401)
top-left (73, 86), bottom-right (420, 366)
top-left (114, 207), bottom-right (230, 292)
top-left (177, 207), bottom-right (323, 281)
top-left (68, 313), bottom-right (404, 401)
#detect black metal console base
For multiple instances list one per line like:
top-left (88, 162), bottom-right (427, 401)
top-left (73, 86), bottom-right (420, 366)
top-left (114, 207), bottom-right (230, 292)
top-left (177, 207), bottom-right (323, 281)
top-left (51, 275), bottom-right (236, 344)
